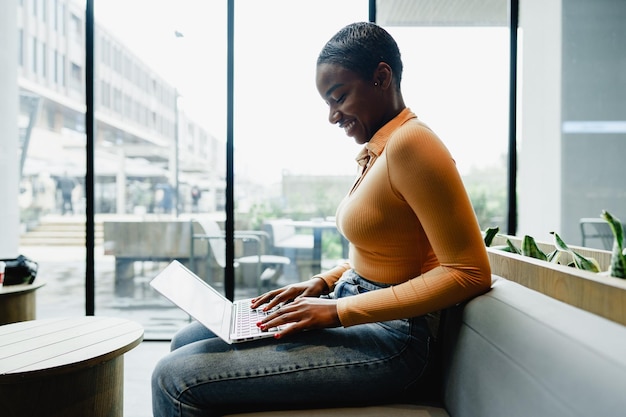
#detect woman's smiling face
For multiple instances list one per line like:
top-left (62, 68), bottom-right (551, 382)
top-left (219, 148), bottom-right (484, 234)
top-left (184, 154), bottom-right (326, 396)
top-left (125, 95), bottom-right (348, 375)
top-left (316, 63), bottom-right (384, 145)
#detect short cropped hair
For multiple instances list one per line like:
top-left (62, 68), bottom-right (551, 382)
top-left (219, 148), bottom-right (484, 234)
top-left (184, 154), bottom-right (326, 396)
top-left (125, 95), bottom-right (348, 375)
top-left (317, 22), bottom-right (403, 90)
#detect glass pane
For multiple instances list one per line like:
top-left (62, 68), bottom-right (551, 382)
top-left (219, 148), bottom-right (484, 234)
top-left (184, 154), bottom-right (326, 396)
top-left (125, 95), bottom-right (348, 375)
top-left (232, 3), bottom-right (508, 298)
top-left (385, 26), bottom-right (509, 233)
top-left (18, 0), bottom-right (88, 320)
top-left (517, 0), bottom-right (626, 248)
top-left (232, 0), bottom-right (367, 297)
top-left (94, 0), bottom-right (228, 339)
top-left (13, 0), bottom-right (508, 344)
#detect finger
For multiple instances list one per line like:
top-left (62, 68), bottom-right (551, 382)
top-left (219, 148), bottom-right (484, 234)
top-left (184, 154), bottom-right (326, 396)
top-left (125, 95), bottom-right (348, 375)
top-left (259, 305), bottom-right (296, 329)
top-left (250, 293), bottom-right (272, 309)
top-left (251, 288), bottom-right (284, 308)
top-left (262, 289), bottom-right (297, 311)
top-left (262, 296), bottom-right (283, 311)
top-left (259, 304), bottom-right (287, 326)
top-left (261, 320), bottom-right (303, 340)
top-left (272, 321), bottom-right (305, 339)
top-left (296, 288), bottom-right (316, 299)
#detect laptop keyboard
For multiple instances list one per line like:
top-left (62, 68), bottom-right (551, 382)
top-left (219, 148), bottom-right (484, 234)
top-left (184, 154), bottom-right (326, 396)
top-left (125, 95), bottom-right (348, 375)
top-left (233, 301), bottom-right (281, 337)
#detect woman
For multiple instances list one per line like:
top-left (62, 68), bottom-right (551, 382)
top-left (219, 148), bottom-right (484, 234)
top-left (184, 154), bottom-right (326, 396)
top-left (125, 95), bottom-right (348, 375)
top-left (152, 22), bottom-right (491, 416)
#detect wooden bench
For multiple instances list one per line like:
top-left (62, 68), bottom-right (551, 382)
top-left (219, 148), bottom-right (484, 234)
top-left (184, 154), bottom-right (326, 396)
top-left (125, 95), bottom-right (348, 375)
top-left (0, 316), bottom-right (143, 417)
top-left (103, 220), bottom-right (213, 297)
top-left (105, 218), bottom-right (290, 294)
top-left (0, 282), bottom-right (45, 325)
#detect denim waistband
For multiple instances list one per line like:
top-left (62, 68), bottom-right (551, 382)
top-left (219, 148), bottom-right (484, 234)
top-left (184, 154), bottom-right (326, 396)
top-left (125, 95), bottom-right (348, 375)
top-left (346, 269), bottom-right (390, 288)
top-left (332, 269), bottom-right (440, 338)
top-left (332, 269), bottom-right (390, 299)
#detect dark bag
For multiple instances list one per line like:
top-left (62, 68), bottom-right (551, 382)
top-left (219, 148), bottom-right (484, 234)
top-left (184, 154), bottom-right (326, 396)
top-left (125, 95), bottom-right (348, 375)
top-left (0, 254), bottom-right (38, 285)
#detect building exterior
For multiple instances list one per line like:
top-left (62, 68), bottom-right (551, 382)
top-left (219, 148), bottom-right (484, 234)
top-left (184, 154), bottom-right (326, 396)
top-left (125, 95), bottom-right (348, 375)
top-left (16, 0), bottom-right (225, 217)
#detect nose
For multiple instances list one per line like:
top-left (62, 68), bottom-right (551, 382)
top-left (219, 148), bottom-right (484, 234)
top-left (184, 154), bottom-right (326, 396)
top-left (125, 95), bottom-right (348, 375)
top-left (329, 109), bottom-right (341, 125)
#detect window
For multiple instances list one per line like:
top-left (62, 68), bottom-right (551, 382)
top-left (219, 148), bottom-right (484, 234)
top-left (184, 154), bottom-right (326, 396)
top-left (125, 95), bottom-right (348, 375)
top-left (13, 0), bottom-right (621, 345)
top-left (53, 50), bottom-right (59, 83)
top-left (31, 37), bottom-right (37, 74)
top-left (387, 26), bottom-right (509, 231)
top-left (41, 43), bottom-right (47, 78)
top-left (40, 0), bottom-right (46, 23)
top-left (60, 4), bottom-right (66, 36)
top-left (100, 80), bottom-right (107, 107)
top-left (69, 61), bottom-right (81, 91)
top-left (113, 87), bottom-right (121, 112)
top-left (516, 0), bottom-right (626, 244)
top-left (60, 54), bottom-right (65, 86)
top-left (69, 13), bottom-right (81, 40)
top-left (18, 30), bottom-right (23, 67)
top-left (53, 0), bottom-right (59, 31)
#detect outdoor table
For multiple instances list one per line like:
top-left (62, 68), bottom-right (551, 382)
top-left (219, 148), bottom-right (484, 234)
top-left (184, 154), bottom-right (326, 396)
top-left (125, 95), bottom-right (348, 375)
top-left (0, 282), bottom-right (45, 325)
top-left (288, 220), bottom-right (348, 273)
top-left (0, 316), bottom-right (143, 417)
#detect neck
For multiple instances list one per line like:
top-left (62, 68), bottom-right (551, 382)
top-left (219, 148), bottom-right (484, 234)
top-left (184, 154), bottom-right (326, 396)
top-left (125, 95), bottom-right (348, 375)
top-left (384, 94), bottom-right (406, 124)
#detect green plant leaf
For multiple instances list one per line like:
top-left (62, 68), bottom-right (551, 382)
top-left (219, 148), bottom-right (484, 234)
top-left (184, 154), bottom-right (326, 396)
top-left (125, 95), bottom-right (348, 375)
top-left (601, 210), bottom-right (626, 278)
top-left (483, 226), bottom-right (500, 247)
top-left (551, 231), bottom-right (569, 252)
top-left (505, 239), bottom-right (521, 254)
top-left (601, 210), bottom-right (624, 249)
top-left (521, 235), bottom-right (548, 261)
top-left (572, 251), bottom-right (602, 272)
top-left (550, 231), bottom-right (601, 273)
top-left (547, 250), bottom-right (561, 263)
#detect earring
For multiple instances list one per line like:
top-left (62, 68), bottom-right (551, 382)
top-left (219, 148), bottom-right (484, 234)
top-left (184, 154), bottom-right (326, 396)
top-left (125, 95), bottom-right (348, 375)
top-left (374, 82), bottom-right (378, 86)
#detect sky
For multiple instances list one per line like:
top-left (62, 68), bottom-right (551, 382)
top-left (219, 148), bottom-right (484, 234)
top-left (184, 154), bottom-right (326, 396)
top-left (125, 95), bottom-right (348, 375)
top-left (95, 0), bottom-right (509, 184)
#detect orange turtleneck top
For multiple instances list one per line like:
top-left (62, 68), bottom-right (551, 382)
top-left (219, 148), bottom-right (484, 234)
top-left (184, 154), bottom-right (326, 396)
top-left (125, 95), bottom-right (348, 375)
top-left (315, 108), bottom-right (491, 327)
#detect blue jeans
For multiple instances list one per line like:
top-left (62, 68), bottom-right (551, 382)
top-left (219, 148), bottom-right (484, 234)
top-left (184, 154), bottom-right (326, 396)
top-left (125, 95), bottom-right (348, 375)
top-left (151, 270), bottom-right (435, 417)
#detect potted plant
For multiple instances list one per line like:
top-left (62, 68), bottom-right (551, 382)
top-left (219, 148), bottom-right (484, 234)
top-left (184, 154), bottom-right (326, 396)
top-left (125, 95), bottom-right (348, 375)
top-left (483, 210), bottom-right (626, 326)
top-left (484, 210), bottom-right (625, 279)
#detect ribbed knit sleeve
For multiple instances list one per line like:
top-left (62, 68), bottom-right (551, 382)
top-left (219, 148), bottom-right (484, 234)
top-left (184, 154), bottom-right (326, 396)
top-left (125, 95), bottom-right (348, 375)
top-left (334, 109), bottom-right (491, 327)
top-left (313, 262), bottom-right (350, 292)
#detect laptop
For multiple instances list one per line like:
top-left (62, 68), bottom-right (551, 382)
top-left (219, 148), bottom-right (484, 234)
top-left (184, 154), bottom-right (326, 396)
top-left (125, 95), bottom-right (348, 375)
top-left (150, 260), bottom-right (282, 344)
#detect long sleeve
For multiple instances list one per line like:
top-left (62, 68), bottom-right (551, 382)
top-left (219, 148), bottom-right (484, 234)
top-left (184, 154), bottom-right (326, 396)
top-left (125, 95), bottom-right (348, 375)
top-left (333, 109), bottom-right (491, 327)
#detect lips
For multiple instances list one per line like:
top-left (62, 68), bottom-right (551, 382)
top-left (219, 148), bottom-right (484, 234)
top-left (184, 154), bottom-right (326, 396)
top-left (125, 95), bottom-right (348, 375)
top-left (341, 120), bottom-right (357, 136)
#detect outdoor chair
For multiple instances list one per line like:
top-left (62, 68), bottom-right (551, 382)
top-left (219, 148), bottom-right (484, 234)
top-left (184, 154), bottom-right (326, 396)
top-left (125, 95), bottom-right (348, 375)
top-left (189, 219), bottom-right (290, 293)
top-left (579, 217), bottom-right (615, 250)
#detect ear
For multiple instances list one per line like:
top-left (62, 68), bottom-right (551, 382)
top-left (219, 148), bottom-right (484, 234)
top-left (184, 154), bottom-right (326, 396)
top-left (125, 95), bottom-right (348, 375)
top-left (373, 62), bottom-right (393, 89)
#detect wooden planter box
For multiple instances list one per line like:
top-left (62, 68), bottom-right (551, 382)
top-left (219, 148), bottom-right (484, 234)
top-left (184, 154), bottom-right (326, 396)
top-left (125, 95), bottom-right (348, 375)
top-left (488, 235), bottom-right (626, 326)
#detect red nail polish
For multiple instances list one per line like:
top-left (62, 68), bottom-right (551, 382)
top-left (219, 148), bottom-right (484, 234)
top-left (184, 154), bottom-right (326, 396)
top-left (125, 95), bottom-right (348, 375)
top-left (256, 321), bottom-right (262, 327)
top-left (274, 333), bottom-right (281, 339)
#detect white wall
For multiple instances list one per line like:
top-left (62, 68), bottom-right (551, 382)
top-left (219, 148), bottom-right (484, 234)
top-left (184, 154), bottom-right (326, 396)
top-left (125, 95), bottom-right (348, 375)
top-left (517, 0), bottom-right (563, 240)
top-left (0, 0), bottom-right (20, 258)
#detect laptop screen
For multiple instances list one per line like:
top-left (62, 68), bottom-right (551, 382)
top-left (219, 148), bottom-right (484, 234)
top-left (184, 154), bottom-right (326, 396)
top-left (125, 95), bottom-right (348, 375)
top-left (150, 260), bottom-right (232, 342)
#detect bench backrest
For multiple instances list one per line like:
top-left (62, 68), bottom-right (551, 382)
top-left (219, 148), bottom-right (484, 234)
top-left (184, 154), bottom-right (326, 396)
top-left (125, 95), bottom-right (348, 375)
top-left (442, 276), bottom-right (626, 417)
top-left (103, 221), bottom-right (195, 258)
top-left (103, 219), bottom-right (217, 259)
